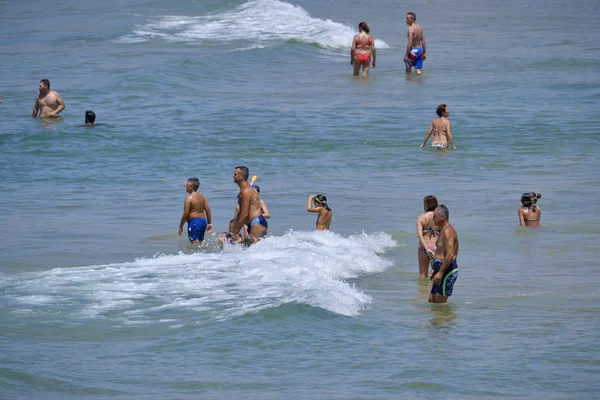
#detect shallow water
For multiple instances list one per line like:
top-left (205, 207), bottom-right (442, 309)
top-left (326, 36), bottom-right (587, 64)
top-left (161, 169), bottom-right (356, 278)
top-left (1, 0), bottom-right (600, 398)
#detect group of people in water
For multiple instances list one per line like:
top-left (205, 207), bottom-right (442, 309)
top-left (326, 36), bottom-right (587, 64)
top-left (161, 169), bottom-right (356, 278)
top-left (25, 12), bottom-right (543, 305)
top-left (177, 166), bottom-right (332, 248)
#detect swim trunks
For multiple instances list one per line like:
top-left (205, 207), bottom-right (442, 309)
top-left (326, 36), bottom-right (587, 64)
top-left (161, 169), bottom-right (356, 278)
top-left (354, 53), bottom-right (371, 63)
top-left (406, 47), bottom-right (424, 69)
top-left (431, 142), bottom-right (446, 149)
top-left (430, 259), bottom-right (458, 297)
top-left (187, 217), bottom-right (208, 242)
top-left (247, 215), bottom-right (268, 233)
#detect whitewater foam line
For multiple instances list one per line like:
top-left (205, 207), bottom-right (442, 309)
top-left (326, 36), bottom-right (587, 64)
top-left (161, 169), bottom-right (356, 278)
top-left (118, 0), bottom-right (389, 50)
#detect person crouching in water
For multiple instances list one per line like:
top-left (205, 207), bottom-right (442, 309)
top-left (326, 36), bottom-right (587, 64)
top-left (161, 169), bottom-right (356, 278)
top-left (178, 177), bottom-right (212, 243)
top-left (307, 194), bottom-right (332, 230)
top-left (219, 219), bottom-right (244, 247)
top-left (518, 192), bottom-right (541, 227)
top-left (351, 21), bottom-right (376, 77)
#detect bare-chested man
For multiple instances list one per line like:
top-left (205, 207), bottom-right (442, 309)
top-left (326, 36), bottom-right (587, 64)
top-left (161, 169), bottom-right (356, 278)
top-left (233, 166), bottom-right (267, 244)
top-left (429, 205), bottom-right (459, 303)
top-left (404, 12), bottom-right (426, 75)
top-left (32, 79), bottom-right (66, 118)
top-left (178, 177), bottom-right (212, 243)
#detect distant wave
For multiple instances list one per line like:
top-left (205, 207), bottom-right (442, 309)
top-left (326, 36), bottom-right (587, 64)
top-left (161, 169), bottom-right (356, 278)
top-left (118, 0), bottom-right (389, 50)
top-left (1, 231), bottom-right (396, 325)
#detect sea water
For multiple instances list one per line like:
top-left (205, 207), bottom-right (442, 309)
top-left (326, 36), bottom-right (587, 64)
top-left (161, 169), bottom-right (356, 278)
top-left (1, 0), bottom-right (599, 398)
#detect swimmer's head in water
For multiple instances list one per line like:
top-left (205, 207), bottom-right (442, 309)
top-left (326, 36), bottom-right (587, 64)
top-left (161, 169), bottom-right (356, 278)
top-left (252, 185), bottom-right (260, 193)
top-left (85, 110), bottom-right (96, 124)
top-left (185, 177), bottom-right (199, 191)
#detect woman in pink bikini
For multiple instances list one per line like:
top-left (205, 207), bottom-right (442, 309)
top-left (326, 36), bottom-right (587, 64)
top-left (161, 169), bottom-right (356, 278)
top-left (351, 21), bottom-right (376, 77)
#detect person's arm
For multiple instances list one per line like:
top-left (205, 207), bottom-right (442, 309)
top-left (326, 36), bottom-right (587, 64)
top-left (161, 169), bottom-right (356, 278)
top-left (371, 36), bottom-right (376, 67)
top-left (433, 229), bottom-right (457, 283)
top-left (234, 191), bottom-right (250, 234)
top-left (446, 120), bottom-right (456, 149)
top-left (178, 197), bottom-right (191, 235)
top-left (32, 98), bottom-right (40, 118)
top-left (350, 36), bottom-right (356, 65)
top-left (422, 34), bottom-right (426, 59)
top-left (307, 195), bottom-right (320, 212)
top-left (49, 93), bottom-right (66, 117)
top-left (260, 200), bottom-right (270, 219)
top-left (204, 200), bottom-right (212, 233)
top-left (404, 29), bottom-right (414, 61)
top-left (518, 208), bottom-right (525, 226)
top-left (420, 122), bottom-right (434, 147)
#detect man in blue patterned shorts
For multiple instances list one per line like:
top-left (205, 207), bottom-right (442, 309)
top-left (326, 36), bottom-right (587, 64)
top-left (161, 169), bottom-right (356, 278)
top-left (429, 205), bottom-right (459, 303)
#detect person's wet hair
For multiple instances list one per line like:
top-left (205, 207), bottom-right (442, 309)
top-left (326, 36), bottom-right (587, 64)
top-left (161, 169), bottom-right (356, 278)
top-left (235, 166), bottom-right (249, 180)
top-left (436, 104), bottom-right (447, 117)
top-left (358, 21), bottom-right (370, 34)
top-left (437, 204), bottom-right (449, 220)
top-left (40, 79), bottom-right (50, 89)
top-left (423, 195), bottom-right (438, 212)
top-left (522, 192), bottom-right (541, 211)
top-left (85, 110), bottom-right (96, 124)
top-left (253, 185), bottom-right (260, 193)
top-left (186, 177), bottom-right (200, 191)
top-left (407, 12), bottom-right (416, 21)
top-left (314, 194), bottom-right (331, 211)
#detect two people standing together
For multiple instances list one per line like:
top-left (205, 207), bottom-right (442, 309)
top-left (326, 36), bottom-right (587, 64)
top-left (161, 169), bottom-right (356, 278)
top-left (350, 12), bottom-right (426, 77)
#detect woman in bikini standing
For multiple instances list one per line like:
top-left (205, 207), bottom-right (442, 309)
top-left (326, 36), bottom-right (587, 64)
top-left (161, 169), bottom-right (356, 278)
top-left (351, 21), bottom-right (376, 77)
top-left (416, 195), bottom-right (440, 279)
top-left (420, 104), bottom-right (457, 150)
top-left (518, 192), bottom-right (542, 227)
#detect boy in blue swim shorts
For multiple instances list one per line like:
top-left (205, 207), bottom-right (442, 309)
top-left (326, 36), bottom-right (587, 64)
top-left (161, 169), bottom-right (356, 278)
top-left (178, 177), bottom-right (212, 243)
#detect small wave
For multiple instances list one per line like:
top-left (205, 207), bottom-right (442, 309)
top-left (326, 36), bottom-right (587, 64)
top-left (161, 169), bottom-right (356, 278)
top-left (118, 0), bottom-right (389, 50)
top-left (1, 231), bottom-right (396, 325)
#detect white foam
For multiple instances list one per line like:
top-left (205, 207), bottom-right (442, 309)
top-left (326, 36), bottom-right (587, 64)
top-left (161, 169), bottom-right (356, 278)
top-left (118, 0), bottom-right (389, 50)
top-left (0, 231), bottom-right (396, 323)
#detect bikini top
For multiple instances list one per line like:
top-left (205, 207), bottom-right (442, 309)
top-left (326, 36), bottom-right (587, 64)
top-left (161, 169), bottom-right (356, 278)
top-left (355, 35), bottom-right (372, 49)
top-left (422, 226), bottom-right (441, 238)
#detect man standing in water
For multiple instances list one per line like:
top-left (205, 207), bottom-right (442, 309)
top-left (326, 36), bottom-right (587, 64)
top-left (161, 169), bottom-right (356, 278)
top-left (233, 166), bottom-right (267, 244)
top-left (32, 79), bottom-right (66, 118)
top-left (404, 12), bottom-right (426, 74)
top-left (429, 205), bottom-right (459, 303)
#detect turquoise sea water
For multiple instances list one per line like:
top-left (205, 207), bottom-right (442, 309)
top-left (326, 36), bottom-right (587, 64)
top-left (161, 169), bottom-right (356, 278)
top-left (1, 0), bottom-right (600, 398)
